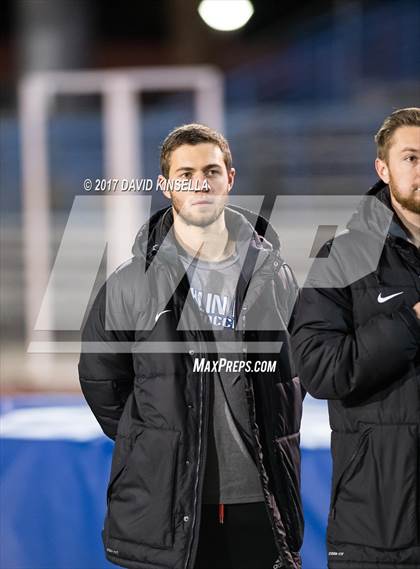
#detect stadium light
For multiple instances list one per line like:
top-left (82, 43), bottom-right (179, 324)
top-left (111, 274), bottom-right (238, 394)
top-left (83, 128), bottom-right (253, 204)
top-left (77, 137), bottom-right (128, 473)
top-left (198, 0), bottom-right (254, 32)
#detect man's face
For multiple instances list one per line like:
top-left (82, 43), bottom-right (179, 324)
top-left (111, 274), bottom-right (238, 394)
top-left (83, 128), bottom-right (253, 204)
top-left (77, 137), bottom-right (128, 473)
top-left (161, 143), bottom-right (235, 227)
top-left (375, 125), bottom-right (420, 214)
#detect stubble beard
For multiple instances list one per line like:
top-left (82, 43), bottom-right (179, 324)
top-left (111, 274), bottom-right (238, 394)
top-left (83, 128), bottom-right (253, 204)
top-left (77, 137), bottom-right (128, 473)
top-left (389, 175), bottom-right (420, 215)
top-left (172, 196), bottom-right (226, 227)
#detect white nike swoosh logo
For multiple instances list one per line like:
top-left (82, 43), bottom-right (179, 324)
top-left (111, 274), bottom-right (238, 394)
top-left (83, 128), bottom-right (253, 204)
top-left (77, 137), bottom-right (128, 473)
top-left (155, 309), bottom-right (172, 322)
top-left (377, 291), bottom-right (404, 304)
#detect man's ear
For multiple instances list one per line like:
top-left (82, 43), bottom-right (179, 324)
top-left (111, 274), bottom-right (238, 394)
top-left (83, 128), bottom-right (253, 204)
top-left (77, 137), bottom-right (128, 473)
top-left (227, 167), bottom-right (236, 193)
top-left (158, 175), bottom-right (172, 201)
top-left (375, 158), bottom-right (390, 184)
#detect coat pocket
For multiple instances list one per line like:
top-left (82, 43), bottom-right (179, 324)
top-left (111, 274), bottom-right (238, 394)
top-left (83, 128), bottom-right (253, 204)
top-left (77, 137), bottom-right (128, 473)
top-left (106, 426), bottom-right (180, 549)
top-left (329, 424), bottom-right (418, 550)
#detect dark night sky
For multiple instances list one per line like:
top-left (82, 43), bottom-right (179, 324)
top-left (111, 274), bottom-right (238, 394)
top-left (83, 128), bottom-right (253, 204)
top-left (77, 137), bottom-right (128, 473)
top-left (0, 0), bottom-right (364, 40)
top-left (0, 0), bottom-right (400, 100)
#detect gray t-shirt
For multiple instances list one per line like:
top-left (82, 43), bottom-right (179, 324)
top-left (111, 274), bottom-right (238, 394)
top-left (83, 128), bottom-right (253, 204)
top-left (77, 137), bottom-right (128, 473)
top-left (179, 248), bottom-right (264, 504)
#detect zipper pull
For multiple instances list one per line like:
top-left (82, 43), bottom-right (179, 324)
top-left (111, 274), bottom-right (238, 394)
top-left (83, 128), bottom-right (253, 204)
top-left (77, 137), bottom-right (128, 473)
top-left (218, 503), bottom-right (224, 524)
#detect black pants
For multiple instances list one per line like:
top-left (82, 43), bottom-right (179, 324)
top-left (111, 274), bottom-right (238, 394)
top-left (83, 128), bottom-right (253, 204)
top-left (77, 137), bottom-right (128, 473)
top-left (194, 502), bottom-right (278, 569)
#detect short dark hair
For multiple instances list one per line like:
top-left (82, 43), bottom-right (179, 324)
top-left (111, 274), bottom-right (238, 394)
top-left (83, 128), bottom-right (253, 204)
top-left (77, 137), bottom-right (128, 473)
top-left (160, 123), bottom-right (232, 178)
top-left (375, 107), bottom-right (420, 160)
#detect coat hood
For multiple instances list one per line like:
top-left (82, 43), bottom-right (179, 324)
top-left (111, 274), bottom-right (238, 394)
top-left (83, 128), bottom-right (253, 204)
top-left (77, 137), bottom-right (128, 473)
top-left (131, 203), bottom-right (283, 268)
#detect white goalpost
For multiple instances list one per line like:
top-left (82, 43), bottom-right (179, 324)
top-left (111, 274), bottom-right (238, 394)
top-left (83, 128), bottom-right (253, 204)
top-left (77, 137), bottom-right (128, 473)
top-left (19, 66), bottom-right (224, 386)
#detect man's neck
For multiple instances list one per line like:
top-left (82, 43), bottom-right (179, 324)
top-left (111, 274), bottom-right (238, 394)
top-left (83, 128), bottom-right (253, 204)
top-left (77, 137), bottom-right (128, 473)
top-left (173, 210), bottom-right (235, 262)
top-left (390, 194), bottom-right (420, 248)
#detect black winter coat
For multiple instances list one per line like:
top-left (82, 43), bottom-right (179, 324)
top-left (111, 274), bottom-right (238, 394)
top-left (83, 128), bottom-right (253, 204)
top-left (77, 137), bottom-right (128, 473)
top-left (79, 205), bottom-right (304, 569)
top-left (292, 182), bottom-right (420, 569)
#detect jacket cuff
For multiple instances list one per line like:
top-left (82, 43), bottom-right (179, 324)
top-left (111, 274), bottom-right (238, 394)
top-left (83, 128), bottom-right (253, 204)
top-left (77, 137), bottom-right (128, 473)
top-left (399, 305), bottom-right (420, 343)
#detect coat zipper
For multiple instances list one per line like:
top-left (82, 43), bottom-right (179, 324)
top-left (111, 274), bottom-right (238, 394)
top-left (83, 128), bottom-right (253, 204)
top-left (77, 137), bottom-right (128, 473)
top-left (184, 330), bottom-right (211, 569)
top-left (184, 366), bottom-right (205, 569)
top-left (165, 259), bottom-right (214, 569)
top-left (240, 281), bottom-right (296, 568)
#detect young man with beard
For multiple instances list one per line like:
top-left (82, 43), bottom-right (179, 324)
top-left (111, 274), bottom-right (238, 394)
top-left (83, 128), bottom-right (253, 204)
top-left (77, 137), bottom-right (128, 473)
top-left (79, 124), bottom-right (304, 569)
top-left (292, 107), bottom-right (420, 569)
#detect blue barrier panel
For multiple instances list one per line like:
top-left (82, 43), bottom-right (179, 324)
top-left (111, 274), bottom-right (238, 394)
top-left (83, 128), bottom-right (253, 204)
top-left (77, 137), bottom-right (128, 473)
top-left (301, 449), bottom-right (331, 569)
top-left (0, 395), bottom-right (331, 569)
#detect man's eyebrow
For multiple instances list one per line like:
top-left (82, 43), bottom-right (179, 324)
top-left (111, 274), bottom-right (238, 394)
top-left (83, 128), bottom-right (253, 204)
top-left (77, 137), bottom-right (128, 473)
top-left (174, 166), bottom-right (195, 173)
top-left (174, 163), bottom-right (223, 173)
top-left (400, 147), bottom-right (419, 153)
top-left (203, 163), bottom-right (223, 169)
